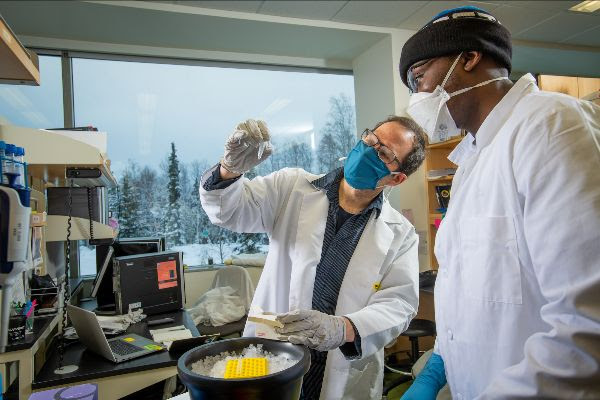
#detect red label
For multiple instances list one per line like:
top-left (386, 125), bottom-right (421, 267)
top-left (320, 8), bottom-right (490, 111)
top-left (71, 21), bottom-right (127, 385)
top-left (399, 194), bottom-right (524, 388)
top-left (157, 260), bottom-right (178, 289)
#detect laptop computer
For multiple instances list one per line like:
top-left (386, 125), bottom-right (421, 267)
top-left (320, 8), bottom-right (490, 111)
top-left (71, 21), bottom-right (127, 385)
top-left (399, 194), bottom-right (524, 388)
top-left (67, 304), bottom-right (165, 363)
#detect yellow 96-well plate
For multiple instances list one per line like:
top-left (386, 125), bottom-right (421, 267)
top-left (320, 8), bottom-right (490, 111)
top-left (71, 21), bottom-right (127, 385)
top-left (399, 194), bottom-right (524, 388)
top-left (224, 358), bottom-right (268, 379)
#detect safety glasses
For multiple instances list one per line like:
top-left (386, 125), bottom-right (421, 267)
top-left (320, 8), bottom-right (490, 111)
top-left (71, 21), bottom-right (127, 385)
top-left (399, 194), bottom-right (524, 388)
top-left (407, 58), bottom-right (433, 93)
top-left (361, 129), bottom-right (403, 173)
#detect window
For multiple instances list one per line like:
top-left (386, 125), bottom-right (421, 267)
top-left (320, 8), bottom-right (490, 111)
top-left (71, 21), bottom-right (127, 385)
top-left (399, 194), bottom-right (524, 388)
top-left (78, 240), bottom-right (97, 276)
top-left (0, 55), bottom-right (64, 128)
top-left (72, 57), bottom-right (356, 266)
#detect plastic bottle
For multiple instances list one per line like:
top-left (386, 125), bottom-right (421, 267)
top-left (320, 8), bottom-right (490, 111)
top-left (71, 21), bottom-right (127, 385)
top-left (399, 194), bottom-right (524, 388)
top-left (0, 140), bottom-right (6, 185)
top-left (14, 147), bottom-right (25, 187)
top-left (4, 144), bottom-right (17, 187)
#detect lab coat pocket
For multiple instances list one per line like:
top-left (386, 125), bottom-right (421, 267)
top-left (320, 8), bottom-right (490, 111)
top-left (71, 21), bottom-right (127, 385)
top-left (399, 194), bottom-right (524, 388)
top-left (343, 359), bottom-right (380, 399)
top-left (459, 216), bottom-right (522, 304)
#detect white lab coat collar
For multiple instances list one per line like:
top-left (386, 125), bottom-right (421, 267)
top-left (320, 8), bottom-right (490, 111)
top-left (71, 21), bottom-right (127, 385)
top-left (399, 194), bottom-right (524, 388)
top-left (448, 133), bottom-right (476, 166)
top-left (448, 73), bottom-right (538, 166)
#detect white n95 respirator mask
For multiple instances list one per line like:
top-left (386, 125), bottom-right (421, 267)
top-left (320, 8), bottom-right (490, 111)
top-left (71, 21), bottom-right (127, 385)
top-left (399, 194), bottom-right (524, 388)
top-left (407, 53), bottom-right (509, 143)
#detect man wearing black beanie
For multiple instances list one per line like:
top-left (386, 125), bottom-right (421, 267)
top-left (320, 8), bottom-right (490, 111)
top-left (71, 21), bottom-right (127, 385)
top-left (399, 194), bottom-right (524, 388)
top-left (398, 5), bottom-right (600, 400)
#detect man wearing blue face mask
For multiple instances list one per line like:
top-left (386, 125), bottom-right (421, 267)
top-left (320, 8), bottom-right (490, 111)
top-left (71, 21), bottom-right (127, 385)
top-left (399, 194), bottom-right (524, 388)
top-left (399, 5), bottom-right (600, 400)
top-left (199, 116), bottom-right (426, 399)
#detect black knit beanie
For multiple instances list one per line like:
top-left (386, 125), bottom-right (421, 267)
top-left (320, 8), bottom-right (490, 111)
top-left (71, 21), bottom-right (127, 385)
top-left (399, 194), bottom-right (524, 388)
top-left (399, 6), bottom-right (512, 87)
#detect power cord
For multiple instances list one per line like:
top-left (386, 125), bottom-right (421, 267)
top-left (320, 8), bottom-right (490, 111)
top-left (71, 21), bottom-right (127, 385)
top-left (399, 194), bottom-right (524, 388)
top-left (87, 187), bottom-right (94, 241)
top-left (54, 178), bottom-right (78, 374)
top-left (57, 178), bottom-right (73, 369)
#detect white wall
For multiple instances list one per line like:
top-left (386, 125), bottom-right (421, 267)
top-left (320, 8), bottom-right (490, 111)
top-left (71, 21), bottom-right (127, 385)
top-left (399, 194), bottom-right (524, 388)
top-left (352, 29), bottom-right (428, 271)
top-left (183, 266), bottom-right (263, 307)
top-left (390, 30), bottom-right (429, 271)
top-left (352, 35), bottom-right (397, 130)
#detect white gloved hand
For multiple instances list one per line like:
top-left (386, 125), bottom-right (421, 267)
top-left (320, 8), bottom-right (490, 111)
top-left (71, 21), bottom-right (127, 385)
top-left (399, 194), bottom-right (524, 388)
top-left (276, 309), bottom-right (346, 352)
top-left (221, 119), bottom-right (273, 175)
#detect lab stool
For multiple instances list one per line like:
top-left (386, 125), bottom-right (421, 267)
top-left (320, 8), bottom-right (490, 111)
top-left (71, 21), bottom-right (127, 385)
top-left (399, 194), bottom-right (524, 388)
top-left (403, 318), bottom-right (436, 364)
top-left (382, 318), bottom-right (436, 398)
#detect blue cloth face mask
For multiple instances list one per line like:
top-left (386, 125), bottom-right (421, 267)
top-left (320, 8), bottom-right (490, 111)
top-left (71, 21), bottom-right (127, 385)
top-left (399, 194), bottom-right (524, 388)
top-left (343, 141), bottom-right (391, 190)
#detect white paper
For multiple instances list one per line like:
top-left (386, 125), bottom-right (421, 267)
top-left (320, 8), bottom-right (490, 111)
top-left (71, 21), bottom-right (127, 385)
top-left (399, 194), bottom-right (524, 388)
top-left (150, 325), bottom-right (193, 344)
top-left (255, 323), bottom-right (285, 341)
top-left (248, 306), bottom-right (287, 342)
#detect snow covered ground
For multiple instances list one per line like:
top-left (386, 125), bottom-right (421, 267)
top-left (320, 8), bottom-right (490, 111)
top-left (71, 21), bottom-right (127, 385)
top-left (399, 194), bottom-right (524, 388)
top-left (79, 245), bottom-right (98, 276)
top-left (79, 242), bottom-right (269, 275)
top-left (170, 243), bottom-right (267, 266)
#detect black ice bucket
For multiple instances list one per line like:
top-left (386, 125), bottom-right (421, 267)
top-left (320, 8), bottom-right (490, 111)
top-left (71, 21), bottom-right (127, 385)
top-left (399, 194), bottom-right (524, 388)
top-left (177, 337), bottom-right (311, 400)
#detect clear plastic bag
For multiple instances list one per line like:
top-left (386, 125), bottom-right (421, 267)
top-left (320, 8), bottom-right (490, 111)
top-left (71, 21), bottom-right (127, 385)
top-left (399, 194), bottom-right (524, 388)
top-left (189, 286), bottom-right (246, 327)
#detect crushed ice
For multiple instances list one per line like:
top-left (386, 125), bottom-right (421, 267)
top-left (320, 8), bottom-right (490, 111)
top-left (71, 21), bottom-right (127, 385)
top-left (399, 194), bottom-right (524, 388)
top-left (190, 344), bottom-right (297, 378)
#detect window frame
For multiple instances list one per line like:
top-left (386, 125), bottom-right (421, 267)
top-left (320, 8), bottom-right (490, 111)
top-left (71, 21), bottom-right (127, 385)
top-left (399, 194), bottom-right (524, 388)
top-left (29, 48), bottom-right (354, 276)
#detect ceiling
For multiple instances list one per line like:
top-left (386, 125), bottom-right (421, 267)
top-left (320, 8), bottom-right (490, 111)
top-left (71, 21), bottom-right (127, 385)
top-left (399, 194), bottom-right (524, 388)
top-left (0, 1), bottom-right (388, 66)
top-left (169, 0), bottom-right (600, 47)
top-left (0, 1), bottom-right (598, 77)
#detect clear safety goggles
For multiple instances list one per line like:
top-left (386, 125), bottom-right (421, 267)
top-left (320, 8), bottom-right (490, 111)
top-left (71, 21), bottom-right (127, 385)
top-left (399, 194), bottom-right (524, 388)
top-left (407, 58), bottom-right (434, 93)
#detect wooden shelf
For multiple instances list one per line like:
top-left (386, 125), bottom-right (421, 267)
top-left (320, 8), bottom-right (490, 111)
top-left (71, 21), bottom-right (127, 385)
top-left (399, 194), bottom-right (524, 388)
top-left (427, 175), bottom-right (454, 182)
top-left (424, 133), bottom-right (463, 271)
top-left (538, 74), bottom-right (600, 100)
top-left (426, 136), bottom-right (463, 149)
top-left (0, 124), bottom-right (116, 187)
top-left (0, 16), bottom-right (39, 85)
top-left (45, 215), bottom-right (118, 242)
top-left (429, 213), bottom-right (443, 226)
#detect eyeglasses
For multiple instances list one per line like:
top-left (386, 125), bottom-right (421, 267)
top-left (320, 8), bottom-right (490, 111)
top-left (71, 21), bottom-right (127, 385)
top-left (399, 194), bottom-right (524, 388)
top-left (361, 129), bottom-right (403, 173)
top-left (407, 58), bottom-right (433, 93)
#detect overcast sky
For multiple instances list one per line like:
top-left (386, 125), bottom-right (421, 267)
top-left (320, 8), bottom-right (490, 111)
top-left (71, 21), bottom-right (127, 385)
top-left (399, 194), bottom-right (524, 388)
top-left (0, 55), bottom-right (355, 178)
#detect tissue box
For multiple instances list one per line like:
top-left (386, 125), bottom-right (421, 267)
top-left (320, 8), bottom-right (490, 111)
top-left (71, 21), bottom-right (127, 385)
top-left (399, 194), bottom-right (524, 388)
top-left (29, 383), bottom-right (98, 400)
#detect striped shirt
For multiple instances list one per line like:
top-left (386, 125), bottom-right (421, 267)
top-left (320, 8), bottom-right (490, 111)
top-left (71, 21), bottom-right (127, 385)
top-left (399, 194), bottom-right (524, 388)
top-left (302, 168), bottom-right (382, 400)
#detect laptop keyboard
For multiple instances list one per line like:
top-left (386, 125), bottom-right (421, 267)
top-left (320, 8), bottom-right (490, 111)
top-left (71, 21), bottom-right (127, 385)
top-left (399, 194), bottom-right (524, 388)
top-left (109, 339), bottom-right (142, 356)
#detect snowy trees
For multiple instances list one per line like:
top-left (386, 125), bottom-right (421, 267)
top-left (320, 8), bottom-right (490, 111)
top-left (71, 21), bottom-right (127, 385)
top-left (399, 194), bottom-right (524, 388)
top-left (113, 142), bottom-right (240, 263)
top-left (133, 165), bottom-right (160, 237)
top-left (112, 93), bottom-right (355, 265)
top-left (317, 133), bottom-right (341, 172)
top-left (163, 143), bottom-right (184, 246)
top-left (317, 93), bottom-right (356, 172)
top-left (322, 93), bottom-right (356, 156)
top-left (117, 168), bottom-right (143, 237)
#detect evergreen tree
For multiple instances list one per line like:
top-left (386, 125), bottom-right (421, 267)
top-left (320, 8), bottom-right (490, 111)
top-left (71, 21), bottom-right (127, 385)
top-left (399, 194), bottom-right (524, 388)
top-left (163, 142), bottom-right (184, 246)
top-left (118, 169), bottom-right (143, 237)
top-left (179, 162), bottom-right (201, 244)
top-left (151, 164), bottom-right (169, 243)
top-left (133, 165), bottom-right (159, 237)
top-left (107, 187), bottom-right (120, 224)
top-left (233, 232), bottom-right (265, 254)
top-left (190, 161), bottom-right (205, 244)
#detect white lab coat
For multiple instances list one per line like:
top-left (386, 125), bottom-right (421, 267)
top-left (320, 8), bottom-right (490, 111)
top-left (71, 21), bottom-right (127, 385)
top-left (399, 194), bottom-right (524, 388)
top-left (200, 166), bottom-right (419, 399)
top-left (434, 74), bottom-right (600, 399)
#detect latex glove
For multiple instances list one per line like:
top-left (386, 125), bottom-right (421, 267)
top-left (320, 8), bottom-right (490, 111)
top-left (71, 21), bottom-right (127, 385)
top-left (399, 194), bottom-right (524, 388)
top-left (400, 352), bottom-right (447, 400)
top-left (221, 119), bottom-right (273, 174)
top-left (276, 309), bottom-right (346, 352)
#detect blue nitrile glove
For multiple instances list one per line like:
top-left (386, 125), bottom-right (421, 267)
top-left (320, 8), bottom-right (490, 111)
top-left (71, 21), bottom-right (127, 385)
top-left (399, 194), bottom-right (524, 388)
top-left (400, 352), bottom-right (447, 400)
